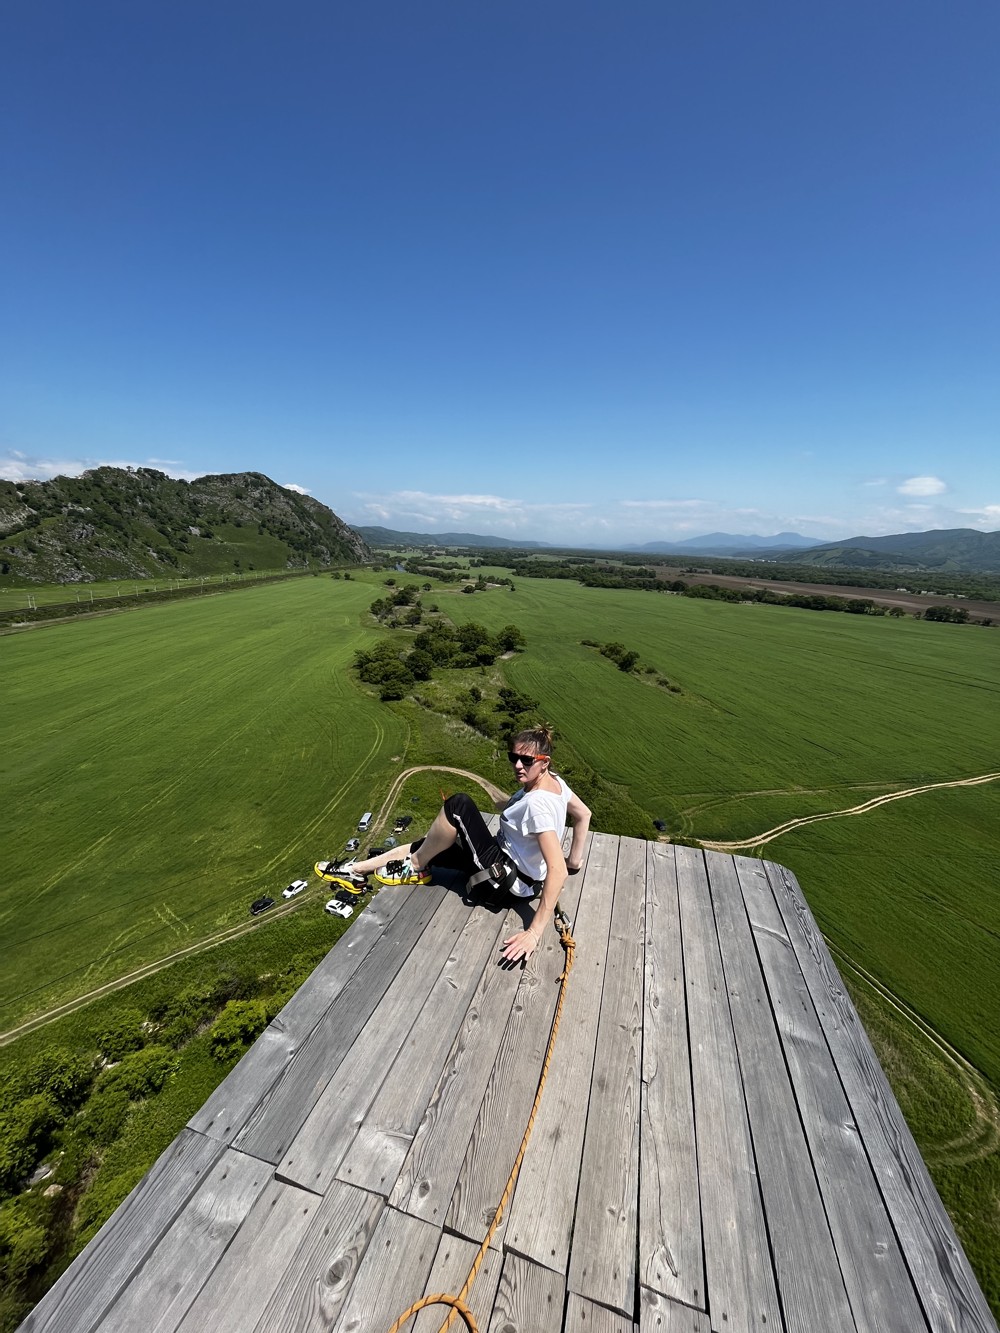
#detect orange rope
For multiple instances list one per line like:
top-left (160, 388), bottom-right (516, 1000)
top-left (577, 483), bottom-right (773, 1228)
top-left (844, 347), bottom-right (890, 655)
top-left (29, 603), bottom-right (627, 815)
top-left (385, 911), bottom-right (577, 1333)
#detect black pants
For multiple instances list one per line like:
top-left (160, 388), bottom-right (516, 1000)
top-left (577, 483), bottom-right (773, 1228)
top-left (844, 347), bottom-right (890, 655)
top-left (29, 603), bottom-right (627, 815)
top-left (411, 793), bottom-right (502, 876)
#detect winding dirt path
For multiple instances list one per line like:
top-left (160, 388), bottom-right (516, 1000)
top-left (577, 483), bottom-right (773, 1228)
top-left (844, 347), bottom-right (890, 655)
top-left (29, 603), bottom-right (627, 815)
top-left (0, 766), bottom-right (503, 1048)
top-left (371, 765), bottom-right (507, 832)
top-left (701, 770), bottom-right (1000, 852)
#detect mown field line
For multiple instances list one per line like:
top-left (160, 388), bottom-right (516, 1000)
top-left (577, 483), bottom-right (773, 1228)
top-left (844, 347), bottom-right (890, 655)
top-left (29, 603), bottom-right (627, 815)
top-left (701, 770), bottom-right (1000, 852)
top-left (828, 940), bottom-right (1000, 1163)
top-left (0, 766), bottom-right (502, 1049)
top-left (0, 901), bottom-right (303, 1048)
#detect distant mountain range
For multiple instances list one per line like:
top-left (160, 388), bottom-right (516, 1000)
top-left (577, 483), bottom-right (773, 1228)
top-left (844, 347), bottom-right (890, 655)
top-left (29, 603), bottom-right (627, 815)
top-left (353, 524), bottom-right (549, 549)
top-left (0, 468), bottom-right (369, 583)
top-left (359, 522), bottom-right (1000, 573)
top-left (631, 531), bottom-right (818, 554)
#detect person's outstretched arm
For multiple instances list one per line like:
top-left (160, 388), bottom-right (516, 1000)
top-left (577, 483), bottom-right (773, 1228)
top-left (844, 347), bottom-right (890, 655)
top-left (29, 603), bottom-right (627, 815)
top-left (501, 828), bottom-right (566, 963)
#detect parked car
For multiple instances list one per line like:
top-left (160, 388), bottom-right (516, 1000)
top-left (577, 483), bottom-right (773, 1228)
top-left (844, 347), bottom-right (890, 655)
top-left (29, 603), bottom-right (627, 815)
top-left (345, 837), bottom-right (360, 852)
top-left (334, 888), bottom-right (357, 905)
top-left (368, 845), bottom-right (384, 858)
top-left (394, 815), bottom-right (413, 831)
top-left (250, 895), bottom-right (275, 916)
top-left (325, 898), bottom-right (353, 918)
top-left (358, 811), bottom-right (373, 831)
top-left (282, 879), bottom-right (308, 899)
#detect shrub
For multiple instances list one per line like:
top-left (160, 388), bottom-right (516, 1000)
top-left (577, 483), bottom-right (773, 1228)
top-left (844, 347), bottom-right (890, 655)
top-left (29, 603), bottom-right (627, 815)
top-left (0, 1096), bottom-right (59, 1194)
top-left (209, 1000), bottom-right (269, 1062)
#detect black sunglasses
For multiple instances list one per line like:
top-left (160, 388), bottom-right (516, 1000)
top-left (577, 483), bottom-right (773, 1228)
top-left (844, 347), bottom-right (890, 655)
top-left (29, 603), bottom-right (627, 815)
top-left (508, 751), bottom-right (546, 767)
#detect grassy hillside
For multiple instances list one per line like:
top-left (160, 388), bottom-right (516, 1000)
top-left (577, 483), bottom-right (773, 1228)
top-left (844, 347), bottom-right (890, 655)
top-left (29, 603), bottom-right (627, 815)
top-left (0, 467), bottom-right (369, 584)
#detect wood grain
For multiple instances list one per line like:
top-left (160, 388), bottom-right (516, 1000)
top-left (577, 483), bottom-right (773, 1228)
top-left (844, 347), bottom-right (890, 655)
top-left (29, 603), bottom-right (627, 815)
top-left (411, 1232), bottom-right (503, 1333)
top-left (567, 834), bottom-right (645, 1317)
top-left (328, 1206), bottom-right (439, 1333)
top-left (487, 1252), bottom-right (565, 1333)
top-left (276, 889), bottom-right (472, 1194)
top-left (96, 1147), bottom-right (270, 1333)
top-left (445, 862), bottom-right (585, 1244)
top-left (674, 845), bottom-right (781, 1333)
top-left (233, 882), bottom-right (448, 1164)
top-left (188, 885), bottom-right (413, 1145)
top-left (335, 901), bottom-right (511, 1197)
top-left (251, 1180), bottom-right (384, 1333)
top-left (639, 841), bottom-right (704, 1310)
top-left (565, 1291), bottom-right (638, 1331)
top-left (504, 832), bottom-right (616, 1274)
top-left (173, 1177), bottom-right (320, 1332)
top-left (639, 1288), bottom-right (712, 1333)
top-left (386, 903), bottom-right (525, 1224)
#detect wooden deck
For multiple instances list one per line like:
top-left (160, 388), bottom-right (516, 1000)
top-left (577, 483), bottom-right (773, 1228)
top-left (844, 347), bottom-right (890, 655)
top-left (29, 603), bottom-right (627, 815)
top-left (22, 836), bottom-right (997, 1333)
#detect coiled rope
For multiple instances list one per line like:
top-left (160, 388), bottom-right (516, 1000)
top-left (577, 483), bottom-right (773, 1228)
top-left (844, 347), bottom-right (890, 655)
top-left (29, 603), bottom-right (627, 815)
top-left (385, 906), bottom-right (577, 1333)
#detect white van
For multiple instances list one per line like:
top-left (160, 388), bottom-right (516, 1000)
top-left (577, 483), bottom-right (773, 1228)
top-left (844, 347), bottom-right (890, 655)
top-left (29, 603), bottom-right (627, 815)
top-left (357, 811), bottom-right (373, 831)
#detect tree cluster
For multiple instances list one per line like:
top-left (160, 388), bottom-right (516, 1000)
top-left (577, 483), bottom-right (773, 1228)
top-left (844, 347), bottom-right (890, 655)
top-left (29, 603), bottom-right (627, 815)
top-left (354, 621), bottom-right (527, 701)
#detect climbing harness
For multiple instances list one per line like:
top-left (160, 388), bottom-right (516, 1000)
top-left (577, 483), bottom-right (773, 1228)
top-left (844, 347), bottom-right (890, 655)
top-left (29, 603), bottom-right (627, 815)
top-left (385, 904), bottom-right (577, 1333)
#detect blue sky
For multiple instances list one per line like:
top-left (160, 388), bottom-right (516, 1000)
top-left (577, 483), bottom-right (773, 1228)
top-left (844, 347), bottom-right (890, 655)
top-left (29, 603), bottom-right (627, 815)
top-left (2, 1), bottom-right (997, 546)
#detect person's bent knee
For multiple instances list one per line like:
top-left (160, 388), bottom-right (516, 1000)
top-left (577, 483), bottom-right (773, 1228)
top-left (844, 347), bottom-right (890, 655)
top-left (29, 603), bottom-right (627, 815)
top-left (443, 792), bottom-right (477, 825)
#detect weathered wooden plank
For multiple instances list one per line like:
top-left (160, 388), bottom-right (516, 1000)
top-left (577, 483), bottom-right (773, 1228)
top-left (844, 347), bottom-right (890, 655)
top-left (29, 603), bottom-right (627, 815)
top-left (674, 845), bottom-right (781, 1333)
top-left (565, 1291), bottom-right (638, 1331)
top-left (707, 853), bottom-right (856, 1331)
top-left (277, 889), bottom-right (472, 1193)
top-left (445, 863), bottom-right (585, 1244)
top-left (764, 859), bottom-right (998, 1333)
top-left (95, 1148), bottom-right (270, 1333)
top-left (21, 1128), bottom-right (223, 1333)
top-left (189, 884), bottom-right (413, 1144)
top-left (387, 899), bottom-right (527, 1224)
top-left (329, 1206), bottom-right (440, 1333)
top-left (411, 1232), bottom-right (503, 1333)
top-left (250, 1180), bottom-right (384, 1333)
top-left (639, 841), bottom-right (704, 1311)
top-left (335, 899), bottom-right (511, 1197)
top-left (233, 881), bottom-right (449, 1164)
top-left (173, 1176), bottom-right (320, 1333)
top-left (567, 834), bottom-right (645, 1317)
top-left (504, 832), bottom-right (616, 1273)
top-left (487, 1252), bottom-right (565, 1333)
top-left (640, 1288), bottom-right (712, 1333)
top-left (734, 855), bottom-right (930, 1333)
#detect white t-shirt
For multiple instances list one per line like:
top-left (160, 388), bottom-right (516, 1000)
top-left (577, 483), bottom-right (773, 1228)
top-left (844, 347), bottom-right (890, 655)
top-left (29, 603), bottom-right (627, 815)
top-left (499, 775), bottom-right (574, 893)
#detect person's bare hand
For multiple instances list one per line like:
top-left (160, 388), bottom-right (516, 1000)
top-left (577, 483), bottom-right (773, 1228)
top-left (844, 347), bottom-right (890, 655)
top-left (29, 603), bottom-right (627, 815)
top-left (501, 927), bottom-right (539, 964)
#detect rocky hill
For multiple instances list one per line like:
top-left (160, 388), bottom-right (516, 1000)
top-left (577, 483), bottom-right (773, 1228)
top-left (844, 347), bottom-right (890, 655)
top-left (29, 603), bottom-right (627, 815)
top-left (0, 468), bottom-right (370, 584)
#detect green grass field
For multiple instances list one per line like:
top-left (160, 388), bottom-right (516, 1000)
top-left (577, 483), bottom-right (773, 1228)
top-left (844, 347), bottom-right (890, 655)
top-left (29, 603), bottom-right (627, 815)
top-left (0, 577), bottom-right (410, 1030)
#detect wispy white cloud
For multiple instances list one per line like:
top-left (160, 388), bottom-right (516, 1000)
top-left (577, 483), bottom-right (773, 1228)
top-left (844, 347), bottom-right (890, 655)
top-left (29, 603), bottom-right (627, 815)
top-left (957, 503), bottom-right (1000, 528)
top-left (898, 475), bottom-right (947, 497)
top-left (282, 483), bottom-right (310, 494)
top-left (0, 451), bottom-right (205, 483)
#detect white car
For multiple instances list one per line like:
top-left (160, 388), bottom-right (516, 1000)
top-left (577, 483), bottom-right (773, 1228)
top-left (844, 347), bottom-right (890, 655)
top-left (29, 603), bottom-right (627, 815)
top-left (325, 898), bottom-right (353, 919)
top-left (282, 879), bottom-right (309, 899)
